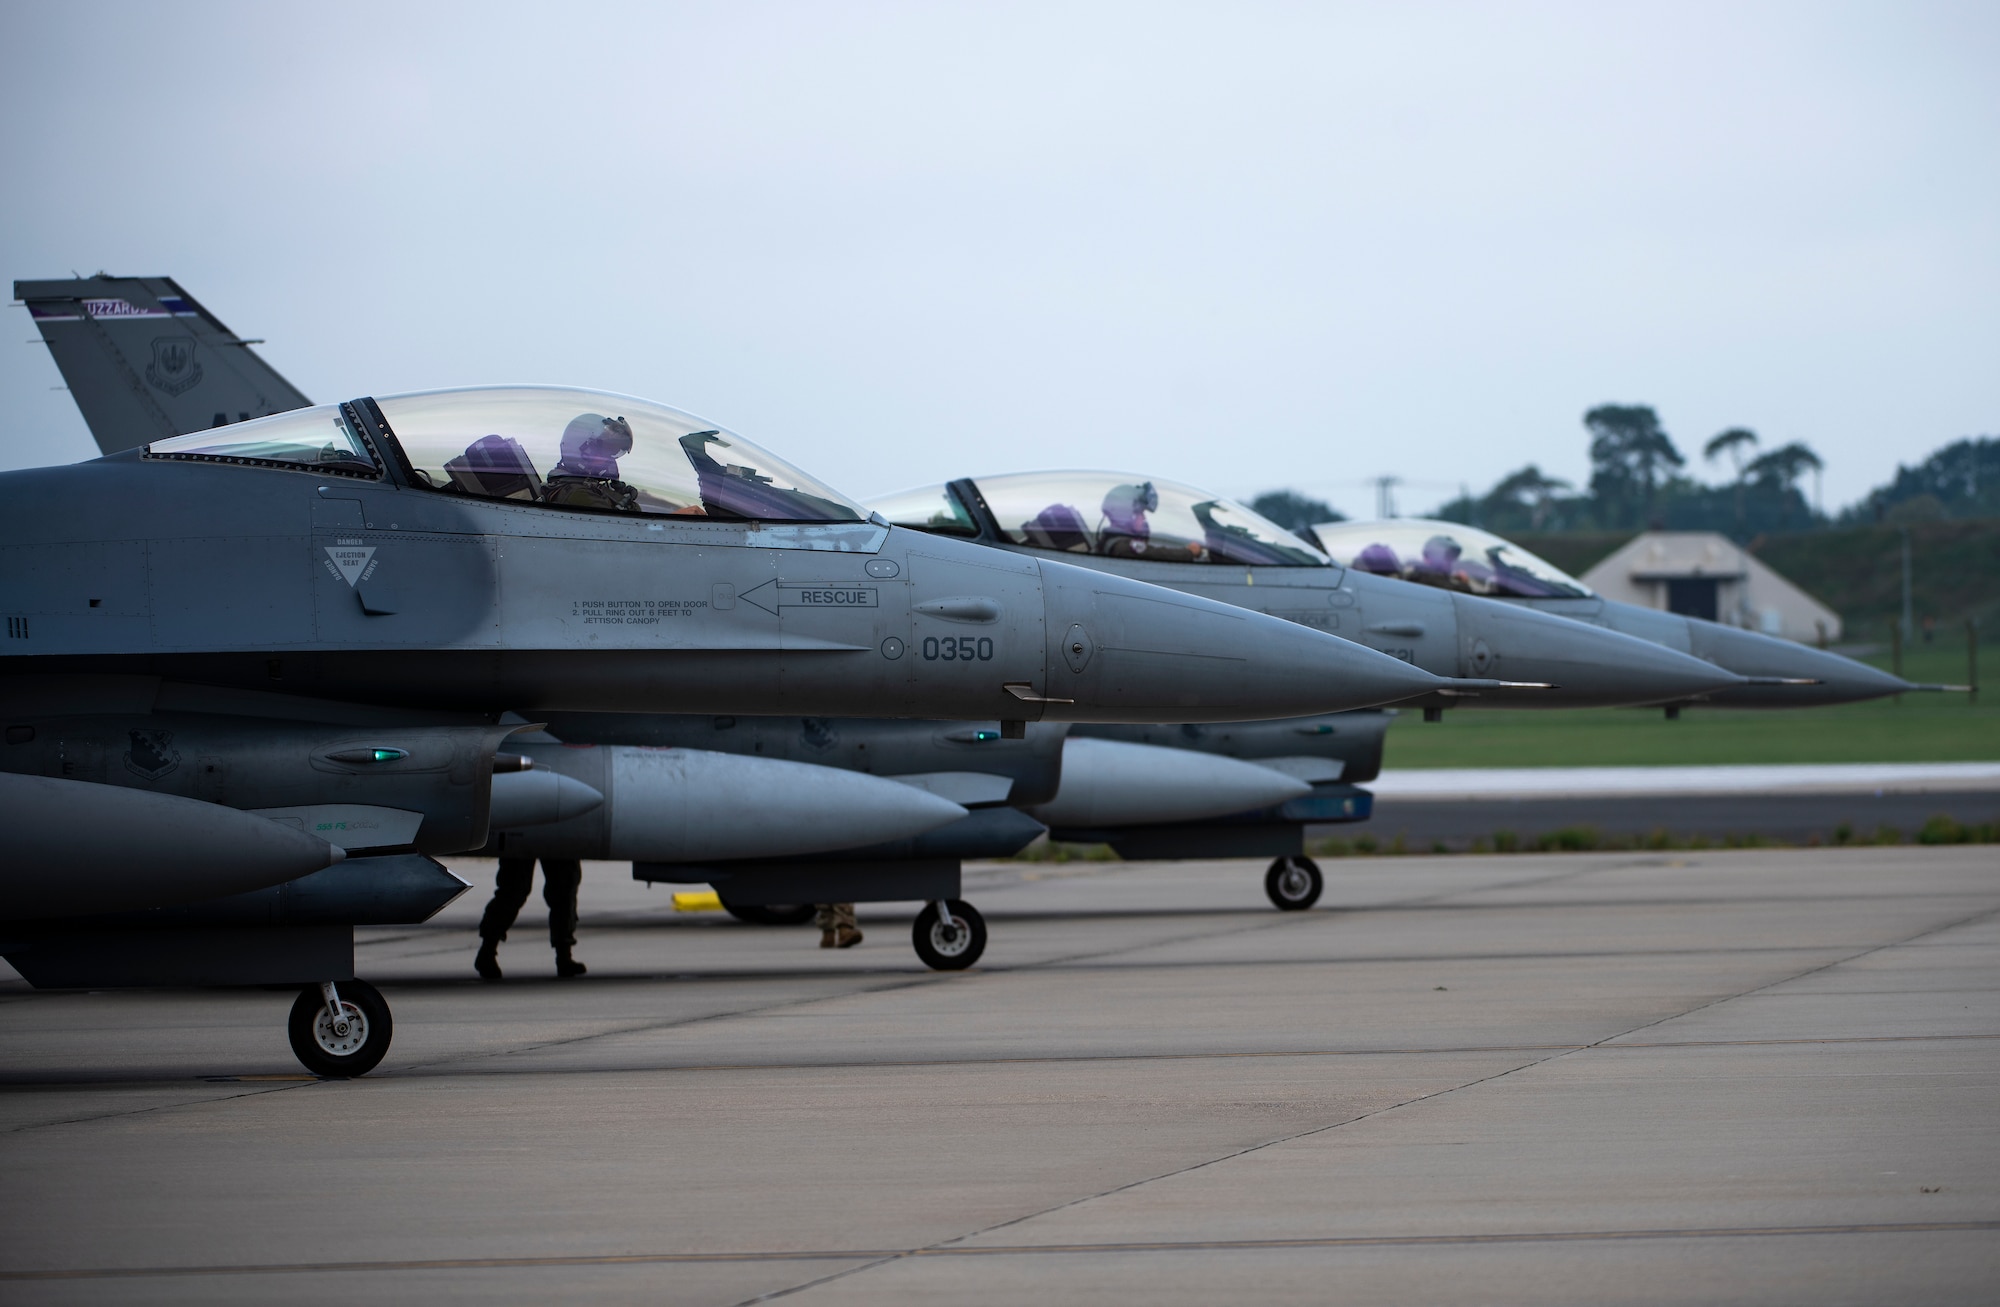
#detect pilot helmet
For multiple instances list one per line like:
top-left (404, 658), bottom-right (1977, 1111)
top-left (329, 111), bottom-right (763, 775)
top-left (1353, 542), bottom-right (1400, 574)
top-left (558, 413), bottom-right (634, 478)
top-left (1102, 480), bottom-right (1159, 532)
top-left (1420, 535), bottom-right (1463, 570)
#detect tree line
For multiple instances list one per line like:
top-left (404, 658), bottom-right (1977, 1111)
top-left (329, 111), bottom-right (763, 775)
top-left (1249, 406), bottom-right (1999, 542)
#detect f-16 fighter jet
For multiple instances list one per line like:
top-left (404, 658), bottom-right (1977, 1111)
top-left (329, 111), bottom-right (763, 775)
top-left (0, 377), bottom-right (1454, 1073)
top-left (872, 472), bottom-right (1747, 713)
top-left (1308, 518), bottom-right (1937, 709)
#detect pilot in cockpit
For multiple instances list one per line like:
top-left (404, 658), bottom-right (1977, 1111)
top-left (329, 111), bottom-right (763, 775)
top-left (1352, 542), bottom-right (1401, 575)
top-left (1098, 481), bottom-right (1164, 558)
top-left (1413, 534), bottom-right (1494, 593)
top-left (540, 414), bottom-right (640, 512)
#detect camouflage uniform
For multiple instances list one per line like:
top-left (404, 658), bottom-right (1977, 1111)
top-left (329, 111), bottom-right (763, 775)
top-left (815, 902), bottom-right (862, 948)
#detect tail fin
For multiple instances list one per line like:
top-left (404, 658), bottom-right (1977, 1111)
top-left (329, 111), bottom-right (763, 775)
top-left (15, 275), bottom-right (313, 454)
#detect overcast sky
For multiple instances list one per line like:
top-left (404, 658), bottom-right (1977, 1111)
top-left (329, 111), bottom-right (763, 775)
top-left (2, 1), bottom-right (1993, 515)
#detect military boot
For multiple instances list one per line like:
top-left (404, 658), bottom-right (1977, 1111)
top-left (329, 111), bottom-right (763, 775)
top-left (474, 939), bottom-right (502, 981)
top-left (555, 948), bottom-right (587, 978)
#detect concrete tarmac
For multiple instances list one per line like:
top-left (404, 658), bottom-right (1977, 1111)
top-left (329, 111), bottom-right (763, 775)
top-left (1, 847), bottom-right (1996, 1304)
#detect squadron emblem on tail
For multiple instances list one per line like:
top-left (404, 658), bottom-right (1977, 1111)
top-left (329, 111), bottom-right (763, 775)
top-left (145, 336), bottom-right (203, 396)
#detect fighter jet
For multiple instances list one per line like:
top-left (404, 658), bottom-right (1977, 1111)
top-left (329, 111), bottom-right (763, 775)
top-left (871, 472), bottom-right (1749, 715)
top-left (0, 377), bottom-right (1454, 1072)
top-left (1308, 518), bottom-right (1930, 710)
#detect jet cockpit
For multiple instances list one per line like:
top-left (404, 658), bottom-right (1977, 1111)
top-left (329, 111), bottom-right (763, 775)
top-left (145, 385), bottom-right (867, 523)
top-left (1310, 518), bottom-right (1593, 600)
top-left (873, 472), bottom-right (1329, 567)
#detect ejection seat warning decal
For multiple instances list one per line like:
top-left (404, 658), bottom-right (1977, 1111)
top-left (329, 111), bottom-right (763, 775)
top-left (737, 581), bottom-right (878, 616)
top-left (323, 544), bottom-right (377, 587)
top-left (571, 600), bottom-right (706, 625)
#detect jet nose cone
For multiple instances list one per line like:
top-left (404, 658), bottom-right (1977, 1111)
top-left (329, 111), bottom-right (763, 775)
top-left (1025, 737), bottom-right (1313, 827)
top-left (1452, 596), bottom-right (1746, 706)
top-left (1036, 561), bottom-right (1445, 721)
top-left (1687, 623), bottom-right (1913, 706)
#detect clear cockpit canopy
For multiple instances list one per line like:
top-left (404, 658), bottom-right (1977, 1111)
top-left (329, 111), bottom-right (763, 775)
top-left (1312, 518), bottom-right (1593, 599)
top-left (145, 405), bottom-right (377, 474)
top-left (875, 472), bottom-right (1329, 567)
top-left (377, 386), bottom-right (866, 522)
top-left (868, 482), bottom-right (981, 537)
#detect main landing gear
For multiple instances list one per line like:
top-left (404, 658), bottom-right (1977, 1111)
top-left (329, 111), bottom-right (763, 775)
top-left (912, 899), bottom-right (986, 970)
top-left (287, 979), bottom-right (393, 1077)
top-left (1264, 856), bottom-right (1324, 911)
top-left (724, 896), bottom-right (989, 970)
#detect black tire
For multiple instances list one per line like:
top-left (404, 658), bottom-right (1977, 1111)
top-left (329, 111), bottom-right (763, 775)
top-left (911, 900), bottom-right (986, 971)
top-left (1264, 855), bottom-right (1324, 911)
top-left (287, 979), bottom-right (393, 1077)
top-left (722, 902), bottom-right (817, 926)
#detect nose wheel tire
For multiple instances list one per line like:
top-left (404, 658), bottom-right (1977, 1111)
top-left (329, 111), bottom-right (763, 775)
top-left (286, 979), bottom-right (393, 1077)
top-left (1264, 856), bottom-right (1324, 911)
top-left (912, 900), bottom-right (987, 971)
top-left (722, 902), bottom-right (817, 926)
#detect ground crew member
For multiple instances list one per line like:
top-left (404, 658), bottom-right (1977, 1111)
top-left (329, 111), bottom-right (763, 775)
top-left (816, 902), bottom-right (862, 949)
top-left (475, 858), bottom-right (587, 979)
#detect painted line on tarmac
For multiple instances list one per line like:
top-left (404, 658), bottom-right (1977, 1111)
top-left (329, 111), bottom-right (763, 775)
top-left (7, 1221), bottom-right (1996, 1281)
top-left (12, 1033), bottom-right (1993, 1092)
top-left (381, 1030), bottom-right (2000, 1079)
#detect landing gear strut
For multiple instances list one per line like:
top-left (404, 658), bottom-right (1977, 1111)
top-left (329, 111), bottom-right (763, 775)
top-left (287, 979), bottom-right (393, 1077)
top-left (912, 899), bottom-right (986, 970)
top-left (1264, 856), bottom-right (1323, 911)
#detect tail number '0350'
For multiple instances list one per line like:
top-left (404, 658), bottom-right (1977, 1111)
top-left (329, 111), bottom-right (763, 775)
top-left (922, 636), bottom-right (994, 662)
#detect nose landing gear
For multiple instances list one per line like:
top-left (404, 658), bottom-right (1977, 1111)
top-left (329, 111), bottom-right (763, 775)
top-left (287, 979), bottom-right (393, 1077)
top-left (912, 899), bottom-right (986, 970)
top-left (1264, 855), bottom-right (1324, 911)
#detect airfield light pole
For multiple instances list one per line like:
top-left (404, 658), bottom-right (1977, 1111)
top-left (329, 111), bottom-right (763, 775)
top-left (1900, 527), bottom-right (1914, 642)
top-left (1375, 475), bottom-right (1401, 519)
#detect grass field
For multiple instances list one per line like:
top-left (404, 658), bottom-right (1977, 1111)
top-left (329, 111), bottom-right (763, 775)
top-left (1383, 643), bottom-right (1999, 769)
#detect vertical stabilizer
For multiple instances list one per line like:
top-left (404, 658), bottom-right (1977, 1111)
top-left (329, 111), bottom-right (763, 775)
top-left (15, 275), bottom-right (312, 454)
